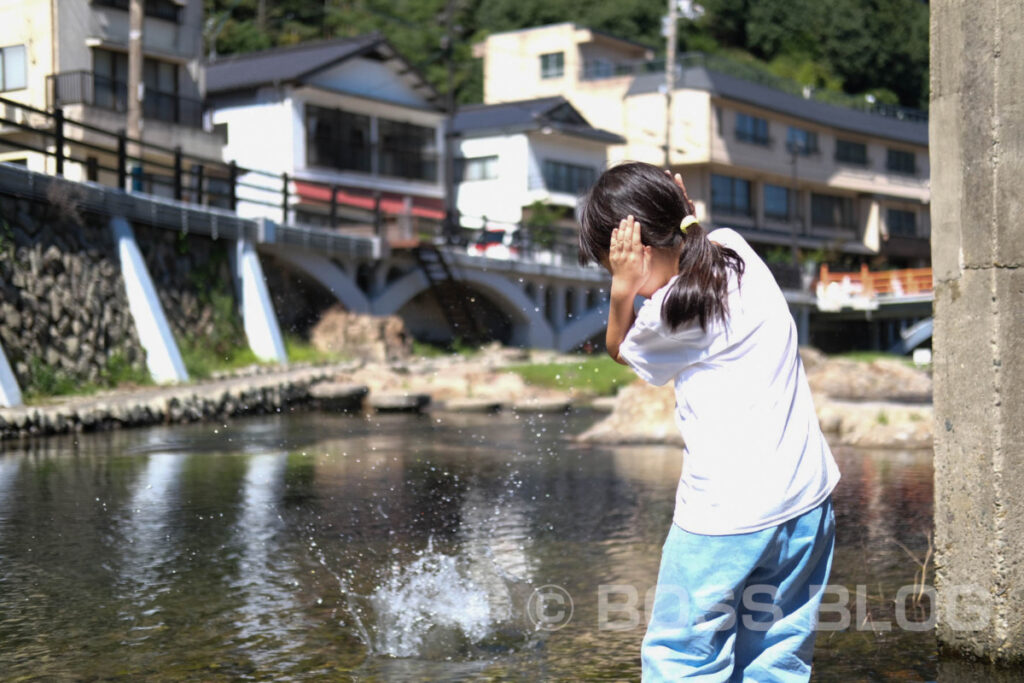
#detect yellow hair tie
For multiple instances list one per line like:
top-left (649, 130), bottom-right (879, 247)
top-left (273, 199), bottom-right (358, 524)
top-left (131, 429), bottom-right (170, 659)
top-left (680, 215), bottom-right (699, 234)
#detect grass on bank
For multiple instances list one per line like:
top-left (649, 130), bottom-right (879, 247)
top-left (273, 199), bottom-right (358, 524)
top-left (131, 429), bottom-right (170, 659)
top-left (508, 356), bottom-right (637, 397)
top-left (24, 351), bottom-right (152, 403)
top-left (179, 334), bottom-right (343, 379)
top-left (412, 338), bottom-right (479, 358)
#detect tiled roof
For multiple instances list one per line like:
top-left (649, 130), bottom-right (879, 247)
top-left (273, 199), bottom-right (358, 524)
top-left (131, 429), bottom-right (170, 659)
top-left (205, 34), bottom-right (385, 94)
top-left (627, 67), bottom-right (928, 147)
top-left (452, 97), bottom-right (625, 144)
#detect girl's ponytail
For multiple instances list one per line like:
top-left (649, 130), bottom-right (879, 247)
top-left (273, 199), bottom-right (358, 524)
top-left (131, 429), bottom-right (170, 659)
top-left (577, 161), bottom-right (745, 331)
top-left (660, 220), bottom-right (744, 331)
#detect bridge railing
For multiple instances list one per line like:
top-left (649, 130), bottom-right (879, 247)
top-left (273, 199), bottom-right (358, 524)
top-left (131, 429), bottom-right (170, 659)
top-left (0, 95), bottom-right (441, 240)
top-left (817, 263), bottom-right (933, 308)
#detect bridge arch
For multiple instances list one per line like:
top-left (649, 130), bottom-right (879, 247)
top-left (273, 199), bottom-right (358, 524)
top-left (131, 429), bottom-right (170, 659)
top-left (372, 269), bottom-right (555, 348)
top-left (557, 306), bottom-right (610, 352)
top-left (264, 248), bottom-right (370, 313)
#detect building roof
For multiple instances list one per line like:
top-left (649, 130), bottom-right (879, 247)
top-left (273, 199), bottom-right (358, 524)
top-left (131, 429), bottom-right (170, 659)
top-left (205, 34), bottom-right (439, 105)
top-left (627, 67), bottom-right (928, 147)
top-left (452, 97), bottom-right (625, 145)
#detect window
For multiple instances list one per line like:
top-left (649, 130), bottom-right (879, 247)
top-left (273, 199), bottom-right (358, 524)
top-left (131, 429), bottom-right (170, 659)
top-left (735, 113), bottom-right (769, 145)
top-left (458, 156), bottom-right (498, 181)
top-left (92, 49), bottom-right (128, 110)
top-left (711, 174), bottom-right (752, 216)
top-left (93, 48), bottom-right (181, 121)
top-left (887, 208), bottom-right (918, 237)
top-left (379, 118), bottom-right (438, 181)
top-left (0, 45), bottom-right (26, 92)
top-left (540, 52), bottom-right (564, 79)
top-left (93, 0), bottom-right (182, 22)
top-left (811, 193), bottom-right (856, 230)
top-left (786, 126), bottom-right (818, 155)
top-left (764, 184), bottom-right (790, 220)
top-left (887, 148), bottom-right (916, 175)
top-left (582, 59), bottom-right (613, 79)
top-left (835, 139), bottom-right (867, 165)
top-left (305, 104), bottom-right (372, 172)
top-left (542, 160), bottom-right (596, 194)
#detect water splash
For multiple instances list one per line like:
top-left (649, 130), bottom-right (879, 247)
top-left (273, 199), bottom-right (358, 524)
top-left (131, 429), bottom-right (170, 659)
top-left (369, 544), bottom-right (500, 658)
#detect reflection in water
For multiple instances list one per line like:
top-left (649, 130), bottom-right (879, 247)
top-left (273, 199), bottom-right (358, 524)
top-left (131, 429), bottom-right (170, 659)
top-left (0, 411), bottom-right (967, 681)
top-left (229, 451), bottom-right (299, 668)
top-left (117, 451), bottom-right (186, 634)
top-left (0, 456), bottom-right (21, 532)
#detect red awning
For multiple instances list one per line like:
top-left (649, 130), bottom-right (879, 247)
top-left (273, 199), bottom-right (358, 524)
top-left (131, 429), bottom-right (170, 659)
top-left (294, 181), bottom-right (445, 220)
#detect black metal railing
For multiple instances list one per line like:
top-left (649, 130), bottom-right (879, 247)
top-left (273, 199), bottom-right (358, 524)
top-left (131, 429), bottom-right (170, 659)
top-left (48, 71), bottom-right (203, 129)
top-left (0, 94), bottom-right (449, 241)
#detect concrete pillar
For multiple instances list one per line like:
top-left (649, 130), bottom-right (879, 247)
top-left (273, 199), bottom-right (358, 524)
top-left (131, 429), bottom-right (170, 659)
top-left (550, 284), bottom-right (567, 330)
top-left (931, 0), bottom-right (1024, 664)
top-left (111, 217), bottom-right (189, 384)
top-left (0, 339), bottom-right (22, 407)
top-left (233, 239), bottom-right (288, 364)
top-left (572, 287), bottom-right (588, 320)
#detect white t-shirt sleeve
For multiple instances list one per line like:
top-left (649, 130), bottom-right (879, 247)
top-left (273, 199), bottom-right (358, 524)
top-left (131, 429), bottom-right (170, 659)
top-left (618, 293), bottom-right (707, 386)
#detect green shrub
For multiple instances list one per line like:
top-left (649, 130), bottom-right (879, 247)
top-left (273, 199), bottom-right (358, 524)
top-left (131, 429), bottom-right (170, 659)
top-left (508, 356), bottom-right (636, 397)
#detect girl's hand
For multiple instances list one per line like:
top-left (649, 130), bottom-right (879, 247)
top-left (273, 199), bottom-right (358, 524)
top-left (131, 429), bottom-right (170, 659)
top-left (609, 215), bottom-right (649, 297)
top-left (665, 170), bottom-right (696, 216)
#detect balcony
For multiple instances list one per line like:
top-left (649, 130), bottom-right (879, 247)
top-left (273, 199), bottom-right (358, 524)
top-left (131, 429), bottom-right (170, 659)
top-left (47, 71), bottom-right (203, 129)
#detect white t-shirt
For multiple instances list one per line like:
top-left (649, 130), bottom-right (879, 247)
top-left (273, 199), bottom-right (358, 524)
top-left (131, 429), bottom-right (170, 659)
top-left (618, 228), bottom-right (840, 536)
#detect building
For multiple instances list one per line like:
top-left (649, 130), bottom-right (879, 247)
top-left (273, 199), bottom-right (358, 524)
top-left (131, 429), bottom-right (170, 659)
top-left (0, 0), bottom-right (224, 190)
top-left (205, 35), bottom-right (447, 235)
top-left (451, 96), bottom-right (623, 247)
top-left (474, 23), bottom-right (931, 269)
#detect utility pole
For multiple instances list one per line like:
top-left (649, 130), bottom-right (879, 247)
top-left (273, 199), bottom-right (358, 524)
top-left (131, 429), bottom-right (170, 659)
top-left (127, 0), bottom-right (143, 185)
top-left (442, 0), bottom-right (459, 244)
top-left (664, 0), bottom-right (677, 168)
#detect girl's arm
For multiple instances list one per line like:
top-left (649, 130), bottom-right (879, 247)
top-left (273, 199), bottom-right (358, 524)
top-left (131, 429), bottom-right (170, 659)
top-left (606, 215), bottom-right (649, 365)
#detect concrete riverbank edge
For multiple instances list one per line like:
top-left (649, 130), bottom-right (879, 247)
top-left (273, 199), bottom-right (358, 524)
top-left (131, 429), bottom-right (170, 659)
top-left (0, 365), bottom-right (354, 441)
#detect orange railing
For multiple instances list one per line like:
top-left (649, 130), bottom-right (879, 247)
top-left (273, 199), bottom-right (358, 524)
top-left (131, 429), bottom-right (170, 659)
top-left (818, 264), bottom-right (933, 298)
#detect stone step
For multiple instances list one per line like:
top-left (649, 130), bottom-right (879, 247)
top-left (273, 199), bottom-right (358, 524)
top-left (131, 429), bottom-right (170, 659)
top-left (309, 382), bottom-right (369, 412)
top-left (437, 398), bottom-right (504, 413)
top-left (589, 396), bottom-right (618, 413)
top-left (511, 397), bottom-right (573, 414)
top-left (369, 392), bottom-right (431, 413)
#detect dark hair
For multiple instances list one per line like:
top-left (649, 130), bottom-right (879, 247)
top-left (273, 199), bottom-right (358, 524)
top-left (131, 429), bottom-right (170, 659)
top-left (578, 161), bottom-right (744, 330)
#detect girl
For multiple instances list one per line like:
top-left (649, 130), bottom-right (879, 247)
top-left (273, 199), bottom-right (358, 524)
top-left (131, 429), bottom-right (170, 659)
top-left (578, 162), bottom-right (840, 682)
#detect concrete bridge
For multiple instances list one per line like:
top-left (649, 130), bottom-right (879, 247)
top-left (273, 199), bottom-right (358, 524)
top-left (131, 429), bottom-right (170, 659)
top-left (0, 164), bottom-right (612, 406)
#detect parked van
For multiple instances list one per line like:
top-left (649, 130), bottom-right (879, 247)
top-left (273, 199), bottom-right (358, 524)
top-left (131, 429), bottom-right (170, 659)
top-left (465, 229), bottom-right (524, 260)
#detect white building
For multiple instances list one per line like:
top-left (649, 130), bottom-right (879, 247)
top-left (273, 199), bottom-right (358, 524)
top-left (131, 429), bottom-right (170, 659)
top-left (0, 0), bottom-right (224, 186)
top-left (205, 35), bottom-right (447, 232)
top-left (474, 23), bottom-right (931, 269)
top-left (451, 96), bottom-right (623, 236)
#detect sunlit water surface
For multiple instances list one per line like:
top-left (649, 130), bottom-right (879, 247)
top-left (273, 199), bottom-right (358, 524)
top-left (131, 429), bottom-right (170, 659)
top-left (0, 410), bottom-right (939, 680)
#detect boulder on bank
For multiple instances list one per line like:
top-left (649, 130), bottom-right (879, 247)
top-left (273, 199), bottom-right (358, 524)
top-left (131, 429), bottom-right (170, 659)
top-left (576, 350), bottom-right (934, 449)
top-left (576, 382), bottom-right (682, 446)
top-left (310, 306), bottom-right (412, 363)
top-left (805, 356), bottom-right (932, 402)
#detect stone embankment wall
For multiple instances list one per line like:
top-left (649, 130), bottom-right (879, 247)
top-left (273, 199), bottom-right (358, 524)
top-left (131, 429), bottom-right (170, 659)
top-left (0, 186), bottom-right (339, 398)
top-left (0, 188), bottom-right (147, 395)
top-left (132, 223), bottom-right (243, 357)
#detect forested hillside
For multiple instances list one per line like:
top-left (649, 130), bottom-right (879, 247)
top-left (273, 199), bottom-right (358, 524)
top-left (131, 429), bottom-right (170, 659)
top-left (203, 0), bottom-right (929, 110)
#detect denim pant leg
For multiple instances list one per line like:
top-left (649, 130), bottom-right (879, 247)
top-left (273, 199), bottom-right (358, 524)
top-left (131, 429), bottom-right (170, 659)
top-left (641, 499), bottom-right (836, 683)
top-left (733, 497), bottom-right (836, 682)
top-left (641, 523), bottom-right (772, 682)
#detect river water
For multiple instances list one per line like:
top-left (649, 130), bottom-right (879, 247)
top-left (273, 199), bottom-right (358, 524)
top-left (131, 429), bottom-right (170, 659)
top-left (0, 410), bottom-right (938, 680)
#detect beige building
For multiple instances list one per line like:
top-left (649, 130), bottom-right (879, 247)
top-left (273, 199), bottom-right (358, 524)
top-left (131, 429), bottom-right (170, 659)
top-left (0, 0), bottom-right (223, 191)
top-left (475, 23), bottom-right (931, 268)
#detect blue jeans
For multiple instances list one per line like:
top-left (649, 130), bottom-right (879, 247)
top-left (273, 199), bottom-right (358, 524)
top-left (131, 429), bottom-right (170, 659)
top-left (641, 497), bottom-right (836, 682)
